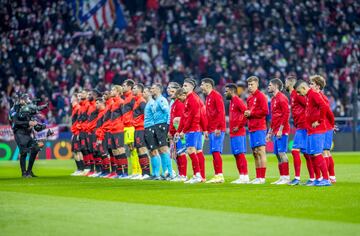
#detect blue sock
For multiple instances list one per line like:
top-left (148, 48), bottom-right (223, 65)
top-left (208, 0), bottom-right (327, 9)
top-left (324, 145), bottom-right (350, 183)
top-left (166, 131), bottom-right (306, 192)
top-left (161, 152), bottom-right (173, 177)
top-left (154, 155), bottom-right (161, 177)
top-left (160, 153), bottom-right (167, 176)
top-left (150, 157), bottom-right (156, 176)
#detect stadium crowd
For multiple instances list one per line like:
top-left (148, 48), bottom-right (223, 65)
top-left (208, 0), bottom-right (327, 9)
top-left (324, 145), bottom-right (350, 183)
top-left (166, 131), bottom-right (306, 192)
top-left (0, 0), bottom-right (359, 125)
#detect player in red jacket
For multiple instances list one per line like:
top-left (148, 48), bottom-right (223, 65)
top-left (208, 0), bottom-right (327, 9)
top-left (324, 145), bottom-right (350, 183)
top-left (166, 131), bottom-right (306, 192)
top-left (310, 76), bottom-right (336, 183)
top-left (109, 85), bottom-right (128, 178)
top-left (176, 89), bottom-right (207, 181)
top-left (295, 78), bottom-right (331, 186)
top-left (266, 79), bottom-right (291, 184)
top-left (245, 76), bottom-right (269, 184)
top-left (77, 90), bottom-right (91, 174)
top-left (84, 90), bottom-right (102, 177)
top-left (200, 78), bottom-right (226, 184)
top-left (122, 79), bottom-right (142, 178)
top-left (92, 97), bottom-right (109, 176)
top-left (225, 83), bottom-right (249, 184)
top-left (101, 91), bottom-right (117, 178)
top-left (182, 92), bottom-right (207, 181)
top-left (285, 76), bottom-right (315, 186)
top-left (132, 83), bottom-right (151, 180)
top-left (70, 92), bottom-right (85, 176)
top-left (78, 90), bottom-right (98, 175)
top-left (176, 79), bottom-right (203, 184)
top-left (167, 83), bottom-right (188, 182)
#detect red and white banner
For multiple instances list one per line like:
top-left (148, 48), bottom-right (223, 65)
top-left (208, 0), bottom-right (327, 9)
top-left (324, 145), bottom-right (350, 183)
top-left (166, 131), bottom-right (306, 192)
top-left (0, 125), bottom-right (59, 141)
top-left (0, 125), bottom-right (14, 141)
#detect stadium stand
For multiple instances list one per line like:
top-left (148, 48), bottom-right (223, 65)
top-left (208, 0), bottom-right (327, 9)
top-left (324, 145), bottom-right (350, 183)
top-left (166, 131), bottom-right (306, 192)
top-left (0, 0), bottom-right (359, 125)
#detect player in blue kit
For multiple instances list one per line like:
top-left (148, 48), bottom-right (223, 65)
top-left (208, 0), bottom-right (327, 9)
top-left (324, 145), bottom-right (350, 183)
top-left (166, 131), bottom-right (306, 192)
top-left (143, 87), bottom-right (161, 180)
top-left (150, 83), bottom-right (172, 180)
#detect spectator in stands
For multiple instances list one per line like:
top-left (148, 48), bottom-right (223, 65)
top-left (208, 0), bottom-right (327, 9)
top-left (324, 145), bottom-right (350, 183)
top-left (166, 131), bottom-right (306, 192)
top-left (0, 0), bottom-right (359, 125)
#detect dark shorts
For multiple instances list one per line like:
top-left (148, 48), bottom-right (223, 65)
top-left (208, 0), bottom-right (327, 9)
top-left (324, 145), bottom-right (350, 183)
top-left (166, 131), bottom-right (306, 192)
top-left (154, 123), bottom-right (169, 147)
top-left (93, 139), bottom-right (108, 157)
top-left (86, 133), bottom-right (96, 153)
top-left (135, 130), bottom-right (146, 148)
top-left (71, 135), bottom-right (80, 152)
top-left (145, 126), bottom-right (157, 151)
top-left (79, 132), bottom-right (88, 151)
top-left (107, 132), bottom-right (124, 149)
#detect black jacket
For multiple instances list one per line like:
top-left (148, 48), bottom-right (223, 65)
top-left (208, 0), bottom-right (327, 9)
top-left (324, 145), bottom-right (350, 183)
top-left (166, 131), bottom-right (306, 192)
top-left (10, 104), bottom-right (31, 135)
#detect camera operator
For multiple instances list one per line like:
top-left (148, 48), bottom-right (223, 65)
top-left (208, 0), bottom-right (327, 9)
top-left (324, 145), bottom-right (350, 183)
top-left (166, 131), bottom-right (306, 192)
top-left (9, 94), bottom-right (45, 178)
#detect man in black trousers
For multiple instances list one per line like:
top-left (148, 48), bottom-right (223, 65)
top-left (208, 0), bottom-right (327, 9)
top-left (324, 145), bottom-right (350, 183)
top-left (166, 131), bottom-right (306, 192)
top-left (9, 94), bottom-right (42, 178)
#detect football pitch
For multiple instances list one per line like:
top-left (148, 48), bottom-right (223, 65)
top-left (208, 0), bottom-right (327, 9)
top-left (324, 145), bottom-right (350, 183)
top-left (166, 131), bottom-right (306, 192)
top-left (0, 152), bottom-right (359, 236)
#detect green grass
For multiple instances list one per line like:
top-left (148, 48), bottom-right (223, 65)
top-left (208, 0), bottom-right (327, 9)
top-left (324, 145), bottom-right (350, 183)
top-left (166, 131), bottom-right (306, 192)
top-left (1, 153), bottom-right (360, 236)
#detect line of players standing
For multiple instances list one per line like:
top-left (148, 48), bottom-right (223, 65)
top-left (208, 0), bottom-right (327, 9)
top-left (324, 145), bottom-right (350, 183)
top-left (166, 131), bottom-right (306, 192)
top-left (70, 75), bottom-right (336, 186)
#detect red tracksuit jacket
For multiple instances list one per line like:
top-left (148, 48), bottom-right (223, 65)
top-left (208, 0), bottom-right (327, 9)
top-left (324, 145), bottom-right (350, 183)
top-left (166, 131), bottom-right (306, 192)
top-left (133, 94), bottom-right (146, 131)
top-left (246, 89), bottom-right (269, 132)
top-left (122, 91), bottom-right (135, 128)
top-left (77, 100), bottom-right (90, 133)
top-left (320, 92), bottom-right (335, 131)
top-left (178, 92), bottom-right (201, 133)
top-left (71, 104), bottom-right (80, 136)
top-left (305, 88), bottom-right (328, 135)
top-left (102, 98), bottom-right (115, 133)
top-left (94, 108), bottom-right (108, 141)
top-left (229, 95), bottom-right (247, 137)
top-left (84, 100), bottom-right (97, 133)
top-left (270, 91), bottom-right (290, 135)
top-left (290, 90), bottom-right (307, 130)
top-left (169, 99), bottom-right (185, 136)
top-left (110, 96), bottom-right (125, 133)
top-left (205, 90), bottom-right (226, 132)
